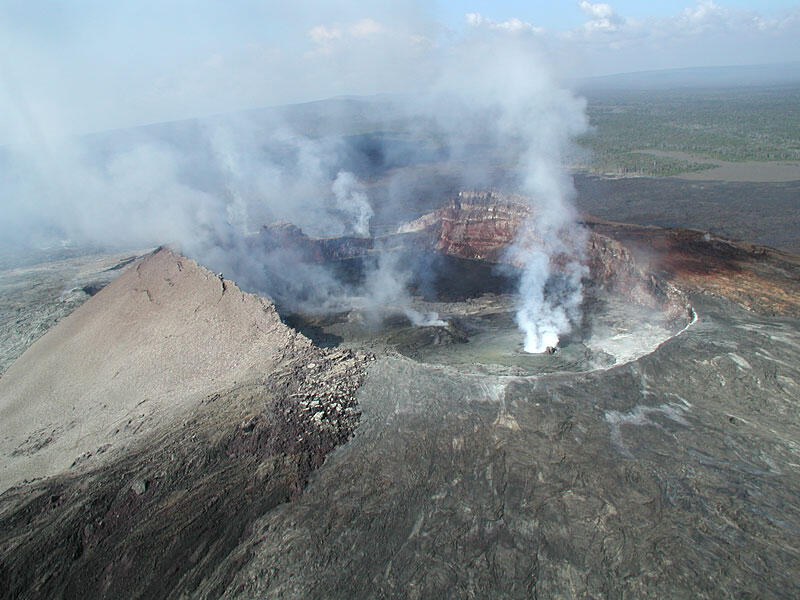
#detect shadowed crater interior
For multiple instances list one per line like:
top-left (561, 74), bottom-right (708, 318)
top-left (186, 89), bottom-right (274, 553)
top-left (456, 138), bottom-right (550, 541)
top-left (273, 196), bottom-right (694, 376)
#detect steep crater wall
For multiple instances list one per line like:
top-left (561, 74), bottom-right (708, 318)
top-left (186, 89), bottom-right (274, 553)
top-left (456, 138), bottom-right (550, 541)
top-left (258, 192), bottom-right (697, 375)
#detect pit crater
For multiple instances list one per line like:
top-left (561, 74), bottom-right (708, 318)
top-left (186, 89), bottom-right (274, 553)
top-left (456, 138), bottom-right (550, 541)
top-left (270, 194), bottom-right (694, 376)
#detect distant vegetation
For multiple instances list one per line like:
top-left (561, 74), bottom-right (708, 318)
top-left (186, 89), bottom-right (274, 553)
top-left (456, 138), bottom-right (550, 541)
top-left (578, 85), bottom-right (800, 176)
top-left (280, 85), bottom-right (800, 179)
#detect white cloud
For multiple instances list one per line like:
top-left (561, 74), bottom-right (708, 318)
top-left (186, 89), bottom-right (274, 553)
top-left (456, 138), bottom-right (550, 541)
top-left (683, 0), bottom-right (724, 23)
top-left (1, 1), bottom-right (799, 142)
top-left (579, 1), bottom-right (615, 20)
top-left (466, 12), bottom-right (544, 35)
top-left (578, 1), bottom-right (624, 33)
top-left (308, 17), bottom-right (386, 53)
top-left (350, 18), bottom-right (384, 37)
top-left (675, 1), bottom-right (797, 35)
top-left (556, 1), bottom-right (800, 75)
top-left (308, 24), bottom-right (343, 47)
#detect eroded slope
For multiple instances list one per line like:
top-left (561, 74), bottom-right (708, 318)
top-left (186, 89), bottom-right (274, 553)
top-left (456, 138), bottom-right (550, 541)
top-left (0, 248), bottom-right (370, 599)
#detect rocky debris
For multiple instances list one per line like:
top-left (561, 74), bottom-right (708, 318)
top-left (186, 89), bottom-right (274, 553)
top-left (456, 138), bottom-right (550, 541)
top-left (129, 478), bottom-right (146, 495)
top-left (226, 347), bottom-right (373, 488)
top-left (0, 280), bottom-right (374, 600)
top-left (277, 348), bottom-right (372, 436)
top-left (289, 350), bottom-right (368, 433)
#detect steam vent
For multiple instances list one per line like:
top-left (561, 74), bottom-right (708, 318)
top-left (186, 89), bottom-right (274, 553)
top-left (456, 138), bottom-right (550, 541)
top-left (269, 192), bottom-right (695, 375)
top-left (2, 192), bottom-right (800, 598)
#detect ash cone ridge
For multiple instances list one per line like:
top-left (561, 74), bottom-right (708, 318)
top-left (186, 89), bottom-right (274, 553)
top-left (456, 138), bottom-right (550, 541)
top-left (0, 247), bottom-right (311, 493)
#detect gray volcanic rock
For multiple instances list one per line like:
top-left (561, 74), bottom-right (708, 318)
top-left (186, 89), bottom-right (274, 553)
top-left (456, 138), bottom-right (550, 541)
top-left (1, 223), bottom-right (800, 599)
top-left (215, 294), bottom-right (800, 599)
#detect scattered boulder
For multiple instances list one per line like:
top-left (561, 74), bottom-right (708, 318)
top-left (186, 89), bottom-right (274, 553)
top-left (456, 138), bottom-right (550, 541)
top-left (129, 478), bottom-right (146, 495)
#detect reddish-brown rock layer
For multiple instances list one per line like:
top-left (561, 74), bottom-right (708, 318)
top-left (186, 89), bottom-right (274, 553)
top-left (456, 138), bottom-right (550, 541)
top-left (399, 191), bottom-right (532, 262)
top-left (585, 217), bottom-right (800, 317)
top-left (398, 192), bottom-right (688, 316)
top-left (586, 231), bottom-right (689, 320)
top-left (254, 191), bottom-right (799, 318)
top-left (436, 193), bottom-right (531, 261)
top-left (401, 193), bottom-right (798, 318)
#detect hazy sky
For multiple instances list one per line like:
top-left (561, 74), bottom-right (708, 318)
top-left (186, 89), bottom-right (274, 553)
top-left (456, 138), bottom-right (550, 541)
top-left (2, 1), bottom-right (799, 142)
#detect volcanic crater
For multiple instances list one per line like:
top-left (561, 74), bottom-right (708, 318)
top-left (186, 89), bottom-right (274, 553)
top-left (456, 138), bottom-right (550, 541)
top-left (2, 191), bottom-right (800, 599)
top-left (268, 191), bottom-right (695, 376)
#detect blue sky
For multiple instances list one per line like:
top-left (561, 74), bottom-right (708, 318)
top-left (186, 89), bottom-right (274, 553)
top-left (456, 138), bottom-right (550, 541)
top-left (1, 1), bottom-right (799, 140)
top-left (435, 0), bottom-right (800, 29)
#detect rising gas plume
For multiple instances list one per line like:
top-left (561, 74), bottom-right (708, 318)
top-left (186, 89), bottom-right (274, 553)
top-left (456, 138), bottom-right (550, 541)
top-left (0, 8), bottom-right (588, 349)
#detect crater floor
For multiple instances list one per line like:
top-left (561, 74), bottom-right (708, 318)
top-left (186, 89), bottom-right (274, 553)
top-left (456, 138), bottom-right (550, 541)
top-left (286, 288), bottom-right (690, 376)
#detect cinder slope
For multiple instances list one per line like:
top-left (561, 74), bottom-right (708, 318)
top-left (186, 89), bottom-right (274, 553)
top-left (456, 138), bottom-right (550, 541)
top-left (0, 247), bottom-right (307, 493)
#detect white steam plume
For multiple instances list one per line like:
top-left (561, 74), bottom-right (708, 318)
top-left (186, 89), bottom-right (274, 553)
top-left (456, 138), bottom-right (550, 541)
top-left (331, 170), bottom-right (373, 237)
top-left (361, 248), bottom-right (445, 326)
top-left (0, 113), bottom-right (375, 245)
top-left (414, 28), bottom-right (590, 352)
top-left (0, 7), bottom-right (588, 345)
top-left (511, 97), bottom-right (589, 353)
